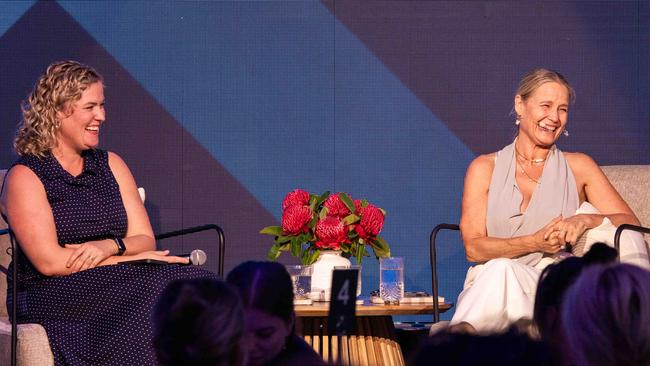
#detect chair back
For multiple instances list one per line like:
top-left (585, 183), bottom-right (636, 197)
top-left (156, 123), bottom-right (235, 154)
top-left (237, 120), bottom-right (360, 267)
top-left (602, 165), bottom-right (650, 228)
top-left (0, 169), bottom-right (9, 318)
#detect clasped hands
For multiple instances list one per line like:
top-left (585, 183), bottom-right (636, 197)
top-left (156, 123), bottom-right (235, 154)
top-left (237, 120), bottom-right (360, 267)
top-left (534, 215), bottom-right (590, 254)
top-left (65, 240), bottom-right (188, 273)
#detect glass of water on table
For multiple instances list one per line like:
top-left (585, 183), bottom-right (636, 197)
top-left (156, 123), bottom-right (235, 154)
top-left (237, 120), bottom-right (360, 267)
top-left (286, 265), bottom-right (312, 300)
top-left (380, 257), bottom-right (404, 305)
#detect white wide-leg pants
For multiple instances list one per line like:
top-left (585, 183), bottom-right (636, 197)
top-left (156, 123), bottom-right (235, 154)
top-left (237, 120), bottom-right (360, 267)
top-left (449, 257), bottom-right (553, 334)
top-left (450, 203), bottom-right (650, 333)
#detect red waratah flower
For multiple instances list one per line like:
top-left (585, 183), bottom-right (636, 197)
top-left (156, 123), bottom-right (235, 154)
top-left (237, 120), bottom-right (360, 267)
top-left (315, 216), bottom-right (348, 250)
top-left (281, 205), bottom-right (313, 235)
top-left (323, 193), bottom-right (351, 218)
top-left (355, 204), bottom-right (384, 239)
top-left (353, 199), bottom-right (362, 212)
top-left (282, 189), bottom-right (310, 211)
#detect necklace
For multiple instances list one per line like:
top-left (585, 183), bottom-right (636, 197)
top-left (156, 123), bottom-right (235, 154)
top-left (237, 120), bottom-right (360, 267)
top-left (517, 161), bottom-right (541, 184)
top-left (514, 146), bottom-right (546, 166)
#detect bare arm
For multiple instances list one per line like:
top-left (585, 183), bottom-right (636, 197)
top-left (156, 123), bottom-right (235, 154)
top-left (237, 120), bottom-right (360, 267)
top-left (1, 165), bottom-right (74, 276)
top-left (107, 151), bottom-right (155, 253)
top-left (1, 160), bottom-right (186, 277)
top-left (65, 151), bottom-right (188, 271)
top-left (460, 155), bottom-right (564, 263)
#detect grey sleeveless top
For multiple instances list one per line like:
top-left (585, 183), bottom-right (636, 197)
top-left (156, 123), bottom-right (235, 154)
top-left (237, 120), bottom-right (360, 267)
top-left (486, 141), bottom-right (579, 266)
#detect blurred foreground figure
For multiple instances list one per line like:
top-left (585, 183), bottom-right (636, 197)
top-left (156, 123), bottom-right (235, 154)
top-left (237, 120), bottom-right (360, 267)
top-left (562, 263), bottom-right (650, 366)
top-left (227, 261), bottom-right (325, 366)
top-left (153, 278), bottom-right (246, 366)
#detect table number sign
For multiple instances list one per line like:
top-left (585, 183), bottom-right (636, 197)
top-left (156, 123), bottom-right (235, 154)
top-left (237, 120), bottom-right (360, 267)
top-left (328, 268), bottom-right (359, 336)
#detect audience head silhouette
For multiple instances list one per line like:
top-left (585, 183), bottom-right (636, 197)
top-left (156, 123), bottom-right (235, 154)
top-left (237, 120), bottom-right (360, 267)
top-left (562, 262), bottom-right (650, 366)
top-left (226, 261), bottom-right (294, 366)
top-left (411, 327), bottom-right (552, 366)
top-left (227, 261), bottom-right (325, 366)
top-left (153, 278), bottom-right (245, 366)
top-left (534, 243), bottom-right (617, 338)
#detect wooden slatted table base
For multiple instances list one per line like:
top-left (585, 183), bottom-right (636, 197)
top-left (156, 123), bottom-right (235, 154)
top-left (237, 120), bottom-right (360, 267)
top-left (297, 316), bottom-right (403, 366)
top-left (295, 300), bottom-right (452, 366)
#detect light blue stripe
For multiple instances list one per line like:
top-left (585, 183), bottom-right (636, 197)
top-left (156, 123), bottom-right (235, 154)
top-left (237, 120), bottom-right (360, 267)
top-left (0, 1), bottom-right (35, 37)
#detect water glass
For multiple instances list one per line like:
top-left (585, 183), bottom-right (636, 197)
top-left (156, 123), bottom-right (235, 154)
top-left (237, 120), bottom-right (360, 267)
top-left (380, 257), bottom-right (404, 305)
top-left (286, 265), bottom-right (312, 299)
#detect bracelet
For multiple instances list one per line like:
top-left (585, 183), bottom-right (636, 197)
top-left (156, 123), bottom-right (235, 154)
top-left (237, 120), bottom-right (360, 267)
top-left (113, 237), bottom-right (126, 256)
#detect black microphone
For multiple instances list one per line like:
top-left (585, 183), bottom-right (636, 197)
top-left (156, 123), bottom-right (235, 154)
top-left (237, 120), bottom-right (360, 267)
top-left (179, 249), bottom-right (207, 266)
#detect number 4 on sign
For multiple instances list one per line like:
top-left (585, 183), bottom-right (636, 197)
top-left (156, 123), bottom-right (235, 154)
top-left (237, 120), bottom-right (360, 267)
top-left (328, 269), bottom-right (358, 336)
top-left (337, 279), bottom-right (350, 305)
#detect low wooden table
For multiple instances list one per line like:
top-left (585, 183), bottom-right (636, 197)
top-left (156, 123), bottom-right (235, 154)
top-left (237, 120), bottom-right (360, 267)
top-left (295, 300), bottom-right (452, 366)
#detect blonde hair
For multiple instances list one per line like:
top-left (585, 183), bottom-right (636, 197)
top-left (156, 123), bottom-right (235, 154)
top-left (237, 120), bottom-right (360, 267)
top-left (14, 61), bottom-right (103, 157)
top-left (516, 68), bottom-right (575, 104)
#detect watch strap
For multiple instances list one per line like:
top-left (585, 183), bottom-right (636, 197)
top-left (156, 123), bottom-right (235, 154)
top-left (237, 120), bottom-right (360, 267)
top-left (113, 237), bottom-right (126, 256)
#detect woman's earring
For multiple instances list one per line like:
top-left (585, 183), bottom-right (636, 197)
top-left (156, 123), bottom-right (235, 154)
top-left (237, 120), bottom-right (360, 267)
top-left (563, 130), bottom-right (569, 137)
top-left (515, 118), bottom-right (520, 126)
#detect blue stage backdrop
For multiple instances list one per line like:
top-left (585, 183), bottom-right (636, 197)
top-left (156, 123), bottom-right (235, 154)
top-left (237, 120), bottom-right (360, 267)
top-left (1, 1), bottom-right (647, 321)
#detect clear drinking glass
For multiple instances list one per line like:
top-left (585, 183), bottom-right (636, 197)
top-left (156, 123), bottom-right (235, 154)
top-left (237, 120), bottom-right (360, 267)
top-left (286, 265), bottom-right (312, 299)
top-left (379, 257), bottom-right (404, 305)
top-left (334, 264), bottom-right (362, 297)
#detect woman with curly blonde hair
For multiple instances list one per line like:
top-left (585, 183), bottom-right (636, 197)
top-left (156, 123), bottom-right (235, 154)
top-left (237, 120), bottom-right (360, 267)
top-left (15, 61), bottom-right (103, 157)
top-left (0, 61), bottom-right (217, 365)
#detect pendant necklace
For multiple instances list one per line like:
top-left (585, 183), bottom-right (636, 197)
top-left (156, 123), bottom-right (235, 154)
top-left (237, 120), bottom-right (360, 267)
top-left (517, 161), bottom-right (541, 184)
top-left (514, 146), bottom-right (546, 166)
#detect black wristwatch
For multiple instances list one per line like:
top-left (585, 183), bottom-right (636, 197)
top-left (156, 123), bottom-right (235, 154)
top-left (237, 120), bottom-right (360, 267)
top-left (113, 237), bottom-right (126, 256)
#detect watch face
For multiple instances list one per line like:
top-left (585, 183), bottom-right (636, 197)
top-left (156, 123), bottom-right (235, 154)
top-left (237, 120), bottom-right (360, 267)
top-left (114, 237), bottom-right (126, 255)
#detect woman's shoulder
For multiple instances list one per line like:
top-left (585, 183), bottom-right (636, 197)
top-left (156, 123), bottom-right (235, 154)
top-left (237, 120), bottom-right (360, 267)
top-left (467, 153), bottom-right (496, 174)
top-left (562, 151), bottom-right (600, 174)
top-left (562, 150), bottom-right (595, 162)
top-left (9, 154), bottom-right (54, 182)
top-left (87, 149), bottom-right (128, 172)
top-left (1, 162), bottom-right (45, 210)
top-left (104, 151), bottom-right (131, 174)
top-left (13, 153), bottom-right (47, 169)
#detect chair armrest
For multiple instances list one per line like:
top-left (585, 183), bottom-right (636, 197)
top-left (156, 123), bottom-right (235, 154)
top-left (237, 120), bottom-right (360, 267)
top-left (0, 228), bottom-right (18, 366)
top-left (155, 224), bottom-right (225, 278)
top-left (430, 224), bottom-right (459, 323)
top-left (614, 224), bottom-right (650, 263)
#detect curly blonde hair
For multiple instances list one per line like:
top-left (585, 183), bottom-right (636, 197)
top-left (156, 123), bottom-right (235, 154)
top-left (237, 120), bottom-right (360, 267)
top-left (14, 60), bottom-right (103, 157)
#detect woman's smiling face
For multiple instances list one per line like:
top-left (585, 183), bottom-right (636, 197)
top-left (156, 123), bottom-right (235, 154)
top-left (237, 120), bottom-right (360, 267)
top-left (515, 81), bottom-right (570, 147)
top-left (55, 82), bottom-right (105, 155)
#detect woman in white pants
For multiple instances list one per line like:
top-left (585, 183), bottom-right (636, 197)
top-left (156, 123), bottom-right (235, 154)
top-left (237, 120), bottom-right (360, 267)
top-left (450, 68), bottom-right (649, 334)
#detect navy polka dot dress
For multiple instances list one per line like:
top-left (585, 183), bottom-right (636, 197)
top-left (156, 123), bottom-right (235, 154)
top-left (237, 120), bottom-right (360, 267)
top-left (7, 149), bottom-right (218, 365)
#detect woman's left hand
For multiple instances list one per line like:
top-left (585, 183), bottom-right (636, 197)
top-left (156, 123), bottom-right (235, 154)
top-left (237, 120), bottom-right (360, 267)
top-left (65, 240), bottom-right (116, 273)
top-left (544, 214), bottom-right (593, 246)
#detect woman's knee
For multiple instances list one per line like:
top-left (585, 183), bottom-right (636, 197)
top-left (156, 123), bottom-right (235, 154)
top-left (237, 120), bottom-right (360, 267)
top-left (484, 258), bottom-right (517, 272)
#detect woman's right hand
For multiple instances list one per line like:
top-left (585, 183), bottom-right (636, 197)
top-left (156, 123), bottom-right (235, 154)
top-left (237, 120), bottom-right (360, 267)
top-left (533, 216), bottom-right (565, 254)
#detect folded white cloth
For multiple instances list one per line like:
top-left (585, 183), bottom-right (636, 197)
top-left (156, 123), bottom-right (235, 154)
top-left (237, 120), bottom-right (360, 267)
top-left (574, 202), bottom-right (650, 269)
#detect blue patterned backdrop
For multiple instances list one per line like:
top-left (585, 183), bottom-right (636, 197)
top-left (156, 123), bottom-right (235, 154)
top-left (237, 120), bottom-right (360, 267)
top-left (1, 1), bottom-right (648, 320)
